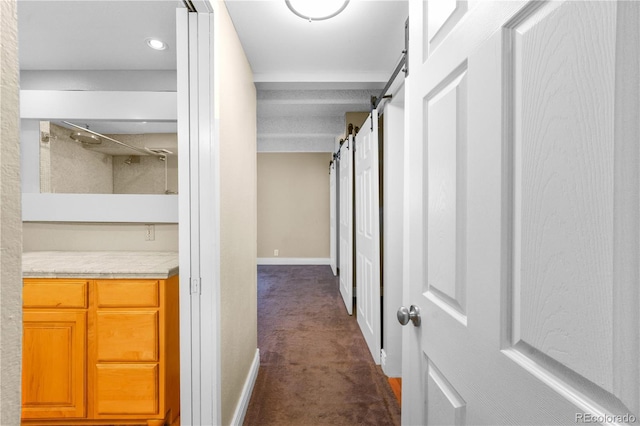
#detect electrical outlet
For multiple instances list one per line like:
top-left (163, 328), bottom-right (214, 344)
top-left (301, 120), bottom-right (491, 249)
top-left (274, 249), bottom-right (279, 257)
top-left (145, 224), bottom-right (155, 241)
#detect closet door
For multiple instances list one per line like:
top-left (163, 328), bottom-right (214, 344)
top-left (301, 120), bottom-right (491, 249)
top-left (355, 112), bottom-right (381, 364)
top-left (338, 138), bottom-right (353, 315)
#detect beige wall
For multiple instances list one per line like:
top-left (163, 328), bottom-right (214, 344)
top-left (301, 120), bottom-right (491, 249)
top-left (345, 111), bottom-right (369, 138)
top-left (213, 2), bottom-right (258, 424)
top-left (0, 0), bottom-right (22, 422)
top-left (23, 222), bottom-right (178, 252)
top-left (257, 152), bottom-right (331, 259)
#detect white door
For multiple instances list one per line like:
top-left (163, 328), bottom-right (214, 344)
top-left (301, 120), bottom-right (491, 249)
top-left (339, 137), bottom-right (353, 315)
top-left (355, 111), bottom-right (381, 364)
top-left (329, 161), bottom-right (337, 276)
top-left (402, 1), bottom-right (640, 425)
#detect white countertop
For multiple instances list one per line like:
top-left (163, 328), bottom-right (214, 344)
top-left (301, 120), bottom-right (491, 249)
top-left (23, 251), bottom-right (179, 279)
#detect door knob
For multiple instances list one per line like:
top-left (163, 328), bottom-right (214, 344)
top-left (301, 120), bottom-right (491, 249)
top-left (397, 305), bottom-right (421, 327)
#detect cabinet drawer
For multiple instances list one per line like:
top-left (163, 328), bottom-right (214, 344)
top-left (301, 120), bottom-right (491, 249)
top-left (96, 311), bottom-right (159, 362)
top-left (95, 364), bottom-right (158, 415)
top-left (96, 280), bottom-right (159, 307)
top-left (23, 279), bottom-right (88, 308)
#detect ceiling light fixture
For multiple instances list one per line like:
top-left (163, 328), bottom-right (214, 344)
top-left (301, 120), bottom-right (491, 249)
top-left (146, 38), bottom-right (167, 51)
top-left (285, 0), bottom-right (350, 22)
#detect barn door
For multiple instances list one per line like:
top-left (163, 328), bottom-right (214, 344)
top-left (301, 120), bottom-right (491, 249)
top-left (329, 161), bottom-right (337, 276)
top-left (401, 1), bottom-right (640, 425)
top-left (338, 137), bottom-right (354, 315)
top-left (355, 111), bottom-right (381, 364)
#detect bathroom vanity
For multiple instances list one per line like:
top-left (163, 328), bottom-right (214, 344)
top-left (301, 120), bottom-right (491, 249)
top-left (21, 251), bottom-right (180, 426)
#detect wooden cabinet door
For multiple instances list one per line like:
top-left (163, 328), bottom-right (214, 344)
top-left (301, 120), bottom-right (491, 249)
top-left (22, 311), bottom-right (86, 419)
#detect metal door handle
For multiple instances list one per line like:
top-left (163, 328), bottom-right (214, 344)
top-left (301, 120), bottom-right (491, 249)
top-left (397, 305), bottom-right (421, 327)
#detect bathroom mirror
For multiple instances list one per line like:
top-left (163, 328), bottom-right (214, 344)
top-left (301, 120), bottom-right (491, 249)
top-left (38, 120), bottom-right (178, 195)
top-left (21, 90), bottom-right (179, 223)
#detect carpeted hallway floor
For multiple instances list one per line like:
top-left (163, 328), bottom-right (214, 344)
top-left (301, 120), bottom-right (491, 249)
top-left (243, 265), bottom-right (401, 426)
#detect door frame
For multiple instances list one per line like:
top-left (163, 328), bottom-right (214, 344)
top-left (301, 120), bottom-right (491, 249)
top-left (339, 137), bottom-right (354, 315)
top-left (380, 85), bottom-right (405, 378)
top-left (330, 161), bottom-right (337, 275)
top-left (177, 5), bottom-right (220, 425)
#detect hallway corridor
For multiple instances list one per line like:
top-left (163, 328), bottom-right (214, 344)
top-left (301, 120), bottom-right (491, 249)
top-left (244, 265), bottom-right (401, 425)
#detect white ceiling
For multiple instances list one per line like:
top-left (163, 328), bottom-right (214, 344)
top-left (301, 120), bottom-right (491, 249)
top-left (225, 0), bottom-right (408, 87)
top-left (18, 0), bottom-right (408, 150)
top-left (18, 0), bottom-right (180, 71)
top-left (18, 0), bottom-right (408, 83)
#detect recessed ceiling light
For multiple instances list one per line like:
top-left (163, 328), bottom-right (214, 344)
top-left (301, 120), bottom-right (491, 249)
top-left (286, 0), bottom-right (350, 22)
top-left (146, 38), bottom-right (167, 51)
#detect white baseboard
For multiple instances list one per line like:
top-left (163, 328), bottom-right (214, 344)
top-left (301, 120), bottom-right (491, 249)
top-left (257, 257), bottom-right (331, 265)
top-left (231, 349), bottom-right (260, 426)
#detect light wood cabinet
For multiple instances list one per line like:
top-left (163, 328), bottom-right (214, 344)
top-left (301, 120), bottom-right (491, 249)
top-left (22, 310), bottom-right (87, 419)
top-left (22, 276), bottom-right (179, 426)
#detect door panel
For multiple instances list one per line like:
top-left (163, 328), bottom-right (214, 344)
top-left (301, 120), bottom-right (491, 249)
top-left (426, 65), bottom-right (468, 325)
top-left (426, 359), bottom-right (466, 426)
top-left (505, 0), bottom-right (638, 415)
top-left (426, 0), bottom-right (468, 56)
top-left (355, 112), bottom-right (381, 364)
top-left (511, 0), bottom-right (615, 389)
top-left (338, 137), bottom-right (353, 315)
top-left (403, 1), bottom-right (640, 424)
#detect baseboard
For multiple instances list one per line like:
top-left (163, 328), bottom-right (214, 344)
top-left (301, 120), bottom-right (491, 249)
top-left (257, 257), bottom-right (331, 265)
top-left (231, 349), bottom-right (260, 426)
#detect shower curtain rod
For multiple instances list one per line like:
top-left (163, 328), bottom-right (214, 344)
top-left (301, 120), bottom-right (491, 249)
top-left (63, 121), bottom-right (168, 159)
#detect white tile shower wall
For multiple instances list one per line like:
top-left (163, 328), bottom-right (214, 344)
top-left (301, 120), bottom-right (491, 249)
top-left (49, 123), bottom-right (113, 193)
top-left (110, 133), bottom-right (178, 194)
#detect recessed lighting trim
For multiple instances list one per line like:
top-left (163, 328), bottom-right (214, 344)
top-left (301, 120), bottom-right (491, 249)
top-left (285, 0), bottom-right (350, 22)
top-left (146, 38), bottom-right (167, 51)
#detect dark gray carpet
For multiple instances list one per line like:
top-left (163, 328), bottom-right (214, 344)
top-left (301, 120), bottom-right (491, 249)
top-left (243, 265), bottom-right (401, 426)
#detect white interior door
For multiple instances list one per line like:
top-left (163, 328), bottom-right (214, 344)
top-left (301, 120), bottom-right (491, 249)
top-left (329, 162), bottom-right (337, 276)
top-left (339, 137), bottom-right (353, 315)
top-left (355, 112), bottom-right (381, 364)
top-left (402, 1), bottom-right (640, 425)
